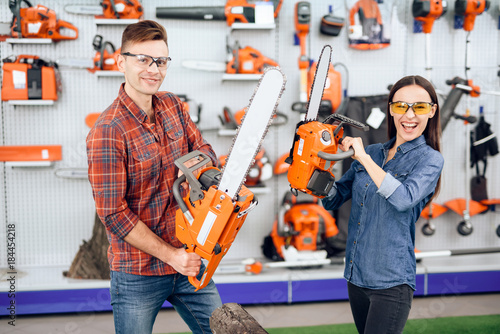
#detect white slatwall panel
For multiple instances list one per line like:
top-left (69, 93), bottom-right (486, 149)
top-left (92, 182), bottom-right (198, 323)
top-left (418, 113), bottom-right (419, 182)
top-left (0, 0), bottom-right (499, 272)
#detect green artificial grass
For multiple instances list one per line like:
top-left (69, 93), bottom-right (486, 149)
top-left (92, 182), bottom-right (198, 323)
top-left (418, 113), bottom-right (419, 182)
top-left (167, 314), bottom-right (500, 334)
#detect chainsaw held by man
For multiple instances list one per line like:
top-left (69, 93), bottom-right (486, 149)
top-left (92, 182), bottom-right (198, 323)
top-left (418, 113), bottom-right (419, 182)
top-left (285, 45), bottom-right (368, 198)
top-left (172, 67), bottom-right (286, 291)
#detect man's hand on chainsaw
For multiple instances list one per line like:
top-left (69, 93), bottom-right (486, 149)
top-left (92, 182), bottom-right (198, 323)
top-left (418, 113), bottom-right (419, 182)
top-left (167, 247), bottom-right (202, 277)
top-left (339, 136), bottom-right (368, 162)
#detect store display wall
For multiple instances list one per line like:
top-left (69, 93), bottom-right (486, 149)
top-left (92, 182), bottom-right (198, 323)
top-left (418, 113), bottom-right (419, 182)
top-left (1, 0), bottom-right (499, 272)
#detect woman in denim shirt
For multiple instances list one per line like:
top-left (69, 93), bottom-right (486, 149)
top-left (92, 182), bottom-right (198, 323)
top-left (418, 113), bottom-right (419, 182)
top-left (322, 75), bottom-right (444, 333)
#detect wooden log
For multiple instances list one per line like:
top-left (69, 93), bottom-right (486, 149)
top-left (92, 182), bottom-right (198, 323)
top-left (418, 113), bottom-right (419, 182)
top-left (63, 212), bottom-right (110, 279)
top-left (210, 303), bottom-right (268, 333)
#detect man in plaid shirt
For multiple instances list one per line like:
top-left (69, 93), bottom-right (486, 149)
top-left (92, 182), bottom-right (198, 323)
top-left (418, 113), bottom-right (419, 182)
top-left (86, 20), bottom-right (222, 334)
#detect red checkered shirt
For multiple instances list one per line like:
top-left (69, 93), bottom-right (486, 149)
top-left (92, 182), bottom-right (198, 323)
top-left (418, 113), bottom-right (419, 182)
top-left (87, 83), bottom-right (217, 275)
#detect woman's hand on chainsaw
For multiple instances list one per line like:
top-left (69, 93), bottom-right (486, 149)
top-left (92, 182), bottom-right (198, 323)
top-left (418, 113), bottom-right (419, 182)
top-left (167, 247), bottom-right (202, 277)
top-left (341, 136), bottom-right (387, 188)
top-left (340, 136), bottom-right (368, 162)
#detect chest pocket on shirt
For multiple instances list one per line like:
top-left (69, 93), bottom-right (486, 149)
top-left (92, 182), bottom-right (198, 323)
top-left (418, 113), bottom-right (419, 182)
top-left (165, 123), bottom-right (185, 156)
top-left (129, 144), bottom-right (161, 186)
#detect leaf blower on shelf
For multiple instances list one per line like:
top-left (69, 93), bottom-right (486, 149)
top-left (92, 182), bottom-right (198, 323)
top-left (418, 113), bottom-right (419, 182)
top-left (156, 0), bottom-right (283, 27)
top-left (262, 191), bottom-right (342, 263)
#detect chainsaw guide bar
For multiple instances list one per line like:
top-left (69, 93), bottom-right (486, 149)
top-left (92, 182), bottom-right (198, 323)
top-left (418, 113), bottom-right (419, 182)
top-left (219, 67), bottom-right (286, 200)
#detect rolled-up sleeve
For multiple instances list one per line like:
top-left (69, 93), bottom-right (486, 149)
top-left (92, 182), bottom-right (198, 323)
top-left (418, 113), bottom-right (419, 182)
top-left (377, 150), bottom-right (444, 212)
top-left (87, 124), bottom-right (139, 239)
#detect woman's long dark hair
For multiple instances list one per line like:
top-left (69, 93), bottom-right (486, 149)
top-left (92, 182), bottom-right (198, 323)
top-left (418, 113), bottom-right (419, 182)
top-left (387, 75), bottom-right (442, 198)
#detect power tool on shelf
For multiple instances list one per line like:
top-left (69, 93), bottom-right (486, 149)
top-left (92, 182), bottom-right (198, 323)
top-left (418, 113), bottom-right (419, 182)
top-left (64, 0), bottom-right (143, 20)
top-left (1, 55), bottom-right (60, 101)
top-left (156, 0), bottom-right (283, 26)
top-left (182, 39), bottom-right (279, 75)
top-left (285, 45), bottom-right (368, 198)
top-left (88, 35), bottom-right (120, 73)
top-left (412, 0), bottom-right (448, 34)
top-left (262, 191), bottom-right (340, 262)
top-left (173, 68), bottom-right (286, 291)
top-left (455, 0), bottom-right (490, 31)
top-left (56, 35), bottom-right (120, 73)
top-left (9, 0), bottom-right (78, 41)
top-left (293, 3), bottom-right (343, 117)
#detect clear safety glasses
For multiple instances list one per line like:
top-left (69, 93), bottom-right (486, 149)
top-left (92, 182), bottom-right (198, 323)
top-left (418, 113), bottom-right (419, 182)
top-left (121, 52), bottom-right (172, 69)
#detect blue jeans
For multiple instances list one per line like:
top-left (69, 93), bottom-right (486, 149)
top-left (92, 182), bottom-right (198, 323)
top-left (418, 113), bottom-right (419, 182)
top-left (347, 282), bottom-right (413, 334)
top-left (110, 264), bottom-right (222, 334)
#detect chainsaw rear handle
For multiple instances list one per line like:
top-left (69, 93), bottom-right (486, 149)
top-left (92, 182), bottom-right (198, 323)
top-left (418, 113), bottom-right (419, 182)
top-left (173, 151), bottom-right (213, 215)
top-left (318, 148), bottom-right (354, 161)
top-left (52, 19), bottom-right (79, 40)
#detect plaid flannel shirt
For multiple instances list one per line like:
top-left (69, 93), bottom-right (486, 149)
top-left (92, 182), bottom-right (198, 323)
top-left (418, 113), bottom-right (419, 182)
top-left (87, 83), bottom-right (217, 275)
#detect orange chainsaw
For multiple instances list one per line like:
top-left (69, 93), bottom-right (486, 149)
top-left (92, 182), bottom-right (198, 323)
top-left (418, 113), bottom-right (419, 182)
top-left (173, 68), bottom-right (286, 291)
top-left (182, 39), bottom-right (279, 75)
top-left (1, 55), bottom-right (61, 101)
top-left (64, 0), bottom-right (143, 20)
top-left (56, 35), bottom-right (120, 73)
top-left (285, 45), bottom-right (368, 198)
top-left (9, 0), bottom-right (78, 41)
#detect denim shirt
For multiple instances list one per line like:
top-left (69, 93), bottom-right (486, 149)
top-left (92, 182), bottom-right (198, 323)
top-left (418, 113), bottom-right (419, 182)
top-left (322, 135), bottom-right (444, 290)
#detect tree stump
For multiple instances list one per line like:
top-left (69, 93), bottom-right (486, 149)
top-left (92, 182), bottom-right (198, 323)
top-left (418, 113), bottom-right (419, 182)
top-left (63, 212), bottom-right (110, 279)
top-left (210, 303), bottom-right (268, 334)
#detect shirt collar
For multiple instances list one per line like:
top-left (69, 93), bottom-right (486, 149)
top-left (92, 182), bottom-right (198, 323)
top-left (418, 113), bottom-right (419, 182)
top-left (382, 135), bottom-right (426, 154)
top-left (118, 83), bottom-right (163, 123)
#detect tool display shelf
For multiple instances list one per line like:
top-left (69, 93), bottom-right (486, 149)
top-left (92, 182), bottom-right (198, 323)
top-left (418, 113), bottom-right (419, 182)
top-left (231, 23), bottom-right (276, 30)
top-left (7, 100), bottom-right (55, 106)
top-left (94, 19), bottom-right (140, 25)
top-left (222, 74), bottom-right (262, 81)
top-left (6, 38), bottom-right (52, 44)
top-left (94, 71), bottom-right (124, 77)
top-left (1, 253), bottom-right (499, 316)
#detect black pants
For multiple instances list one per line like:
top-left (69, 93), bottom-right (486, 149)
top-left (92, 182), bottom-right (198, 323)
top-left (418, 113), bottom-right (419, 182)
top-left (347, 282), bottom-right (414, 334)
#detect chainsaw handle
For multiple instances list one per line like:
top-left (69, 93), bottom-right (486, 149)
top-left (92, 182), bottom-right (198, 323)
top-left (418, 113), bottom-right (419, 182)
top-left (51, 19), bottom-right (79, 40)
top-left (188, 275), bottom-right (202, 291)
top-left (318, 149), bottom-right (354, 161)
top-left (174, 150), bottom-right (212, 204)
top-left (172, 174), bottom-right (189, 216)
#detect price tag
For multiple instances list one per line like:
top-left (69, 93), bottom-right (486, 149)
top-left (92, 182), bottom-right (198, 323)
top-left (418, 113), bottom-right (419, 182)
top-left (255, 2), bottom-right (274, 24)
top-left (366, 107), bottom-right (386, 129)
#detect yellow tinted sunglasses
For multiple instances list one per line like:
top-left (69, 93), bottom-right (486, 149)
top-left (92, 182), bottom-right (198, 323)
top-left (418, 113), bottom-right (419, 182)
top-left (389, 101), bottom-right (435, 115)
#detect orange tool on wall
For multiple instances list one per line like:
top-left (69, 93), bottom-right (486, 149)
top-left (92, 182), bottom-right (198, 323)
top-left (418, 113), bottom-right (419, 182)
top-left (9, 0), bottom-right (78, 41)
top-left (455, 0), bottom-right (490, 31)
top-left (0, 145), bottom-right (62, 162)
top-left (263, 192), bottom-right (339, 262)
top-left (156, 0), bottom-right (283, 26)
top-left (295, 1), bottom-right (311, 104)
top-left (1, 55), bottom-right (60, 101)
top-left (64, 0), bottom-right (143, 20)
